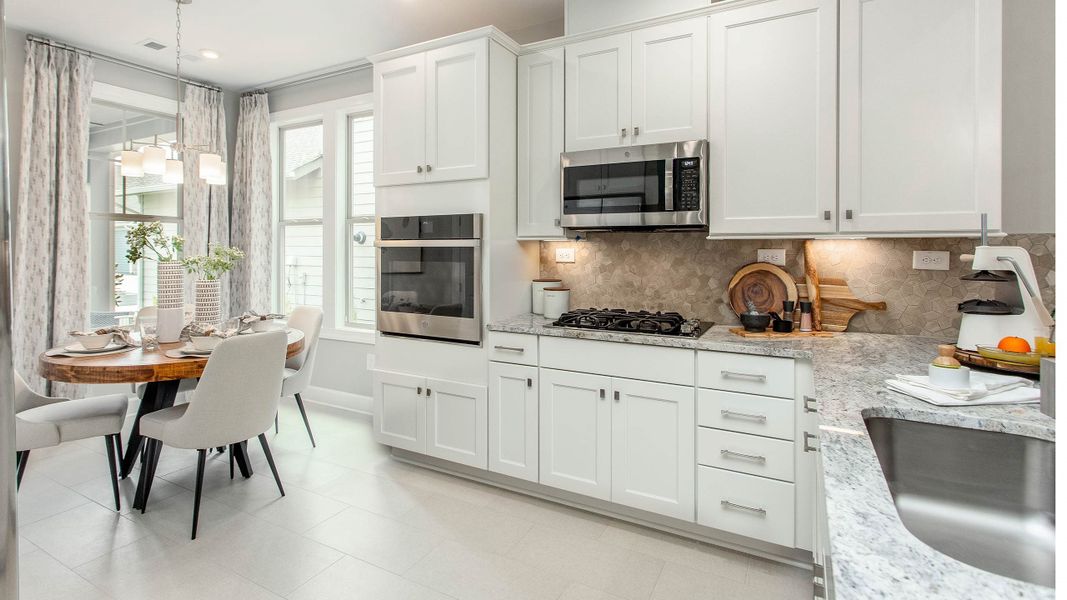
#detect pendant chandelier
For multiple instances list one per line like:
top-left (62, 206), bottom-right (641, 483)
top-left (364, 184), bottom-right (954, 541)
top-left (119, 0), bottom-right (224, 186)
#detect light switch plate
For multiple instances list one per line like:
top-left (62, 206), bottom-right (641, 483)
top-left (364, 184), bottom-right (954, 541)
top-left (555, 248), bottom-right (576, 263)
top-left (912, 250), bottom-right (950, 270)
top-left (757, 249), bottom-right (787, 266)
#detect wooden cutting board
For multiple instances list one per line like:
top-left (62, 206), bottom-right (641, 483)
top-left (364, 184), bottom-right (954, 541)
top-left (729, 327), bottom-right (836, 339)
top-left (728, 263), bottom-right (799, 317)
top-left (796, 277), bottom-right (887, 332)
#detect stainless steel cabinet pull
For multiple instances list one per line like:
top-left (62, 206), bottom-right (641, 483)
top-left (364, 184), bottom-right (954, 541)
top-left (720, 370), bottom-right (767, 381)
top-left (526, 378), bottom-right (533, 388)
top-left (720, 409), bottom-right (767, 423)
top-left (493, 345), bottom-right (525, 353)
top-left (417, 165), bottom-right (423, 173)
top-left (426, 164), bottom-right (432, 172)
top-left (425, 388), bottom-right (431, 397)
top-left (720, 499), bottom-right (766, 515)
top-left (416, 387), bottom-right (422, 395)
top-left (633, 126), bottom-right (640, 135)
top-left (599, 388), bottom-right (606, 399)
top-left (823, 210), bottom-right (831, 221)
top-left (720, 449), bottom-right (766, 463)
top-left (803, 395), bottom-right (818, 413)
top-left (613, 390), bottom-right (620, 402)
top-left (845, 209), bottom-right (854, 219)
top-left (621, 127), bottom-right (627, 137)
top-left (804, 431), bottom-right (819, 452)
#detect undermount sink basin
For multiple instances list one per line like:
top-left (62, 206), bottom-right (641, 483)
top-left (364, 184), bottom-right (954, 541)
top-left (865, 417), bottom-right (1055, 587)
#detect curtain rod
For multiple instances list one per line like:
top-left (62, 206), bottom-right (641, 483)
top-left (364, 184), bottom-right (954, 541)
top-left (26, 34), bottom-right (222, 93)
top-left (253, 61), bottom-right (372, 95)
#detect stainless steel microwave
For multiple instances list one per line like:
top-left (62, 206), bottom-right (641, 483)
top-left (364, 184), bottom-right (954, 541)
top-left (375, 214), bottom-right (482, 344)
top-left (560, 140), bottom-right (708, 230)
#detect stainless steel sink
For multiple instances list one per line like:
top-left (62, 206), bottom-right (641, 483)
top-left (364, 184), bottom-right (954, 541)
top-left (865, 417), bottom-right (1055, 587)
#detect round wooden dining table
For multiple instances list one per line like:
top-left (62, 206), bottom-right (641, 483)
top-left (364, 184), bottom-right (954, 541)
top-left (38, 330), bottom-right (305, 497)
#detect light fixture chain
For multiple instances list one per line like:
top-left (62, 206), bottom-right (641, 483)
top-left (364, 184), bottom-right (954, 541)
top-left (175, 0), bottom-right (183, 151)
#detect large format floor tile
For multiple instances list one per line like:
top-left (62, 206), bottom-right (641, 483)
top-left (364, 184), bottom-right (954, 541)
top-left (18, 400), bottom-right (812, 600)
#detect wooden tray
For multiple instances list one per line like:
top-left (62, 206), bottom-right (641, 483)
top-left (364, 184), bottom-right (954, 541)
top-left (954, 348), bottom-right (1041, 376)
top-left (729, 327), bottom-right (836, 339)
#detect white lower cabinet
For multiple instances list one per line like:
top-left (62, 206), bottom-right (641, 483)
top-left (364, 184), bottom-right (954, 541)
top-left (698, 465), bottom-right (796, 548)
top-left (539, 369), bottom-right (613, 500)
top-left (488, 362), bottom-right (539, 481)
top-left (373, 370), bottom-right (487, 468)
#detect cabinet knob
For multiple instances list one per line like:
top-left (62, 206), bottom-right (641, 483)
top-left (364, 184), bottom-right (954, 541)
top-left (613, 390), bottom-right (620, 402)
top-left (527, 378), bottom-right (533, 388)
top-left (845, 209), bottom-right (854, 220)
top-left (599, 388), bottom-right (606, 399)
top-left (620, 127), bottom-right (627, 137)
top-left (633, 126), bottom-right (639, 136)
top-left (823, 210), bottom-right (831, 221)
top-left (426, 164), bottom-right (432, 172)
top-left (416, 386), bottom-right (422, 395)
top-left (425, 388), bottom-right (431, 397)
top-left (416, 165), bottom-right (423, 173)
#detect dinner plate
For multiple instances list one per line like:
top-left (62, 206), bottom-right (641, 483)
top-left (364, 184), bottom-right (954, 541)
top-left (63, 341), bottom-right (127, 354)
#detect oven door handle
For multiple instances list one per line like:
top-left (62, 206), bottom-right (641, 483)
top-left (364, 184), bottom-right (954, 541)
top-left (376, 239), bottom-right (481, 248)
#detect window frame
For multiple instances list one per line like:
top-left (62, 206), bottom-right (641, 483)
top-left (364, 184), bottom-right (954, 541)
top-left (275, 119), bottom-right (326, 314)
top-left (344, 110), bottom-right (376, 329)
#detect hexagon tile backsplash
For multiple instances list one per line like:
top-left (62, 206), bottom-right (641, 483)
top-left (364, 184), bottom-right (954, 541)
top-left (540, 233), bottom-right (1055, 339)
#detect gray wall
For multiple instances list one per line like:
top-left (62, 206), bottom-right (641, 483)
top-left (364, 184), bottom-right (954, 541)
top-left (267, 68), bottom-right (372, 113)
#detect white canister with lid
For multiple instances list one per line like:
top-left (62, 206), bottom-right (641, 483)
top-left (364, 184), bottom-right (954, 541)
top-left (531, 279), bottom-right (562, 315)
top-left (542, 287), bottom-right (571, 320)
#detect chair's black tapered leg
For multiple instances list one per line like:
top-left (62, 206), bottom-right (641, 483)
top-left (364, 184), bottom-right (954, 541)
top-left (257, 434), bottom-right (285, 497)
top-left (274, 413), bottom-right (279, 434)
top-left (140, 439), bottom-right (163, 513)
top-left (134, 440), bottom-right (151, 509)
top-left (191, 449), bottom-right (207, 540)
top-left (228, 444), bottom-right (234, 480)
top-left (115, 434), bottom-right (124, 468)
top-left (104, 435), bottom-right (121, 511)
top-left (293, 393), bottom-right (315, 447)
top-left (15, 450), bottom-right (28, 490)
top-left (216, 446), bottom-right (225, 454)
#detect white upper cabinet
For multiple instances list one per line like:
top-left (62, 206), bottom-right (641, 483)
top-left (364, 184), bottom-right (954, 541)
top-left (565, 33), bottom-right (631, 151)
top-left (708, 0), bottom-right (838, 235)
top-left (374, 54), bottom-right (427, 186)
top-left (838, 0), bottom-right (1002, 233)
top-left (565, 19), bottom-right (708, 152)
top-left (374, 38), bottom-right (488, 186)
top-left (630, 19), bottom-right (708, 146)
top-left (517, 48), bottom-right (565, 239)
top-left (425, 39), bottom-right (489, 182)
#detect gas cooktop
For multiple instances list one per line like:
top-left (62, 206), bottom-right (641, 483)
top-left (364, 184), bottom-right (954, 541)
top-left (550, 308), bottom-right (712, 338)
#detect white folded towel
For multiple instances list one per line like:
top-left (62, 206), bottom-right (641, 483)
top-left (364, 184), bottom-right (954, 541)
top-left (895, 371), bottom-right (1032, 401)
top-left (886, 376), bottom-right (1040, 407)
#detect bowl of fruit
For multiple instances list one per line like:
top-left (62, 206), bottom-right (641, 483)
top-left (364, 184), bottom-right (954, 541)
top-left (976, 336), bottom-right (1042, 366)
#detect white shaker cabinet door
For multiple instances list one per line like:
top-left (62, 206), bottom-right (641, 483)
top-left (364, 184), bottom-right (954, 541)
top-left (517, 48), bottom-right (565, 239)
top-left (488, 362), bottom-right (539, 482)
top-left (838, 0), bottom-right (1002, 233)
top-left (539, 368), bottom-right (612, 500)
top-left (565, 33), bottom-right (632, 151)
top-left (374, 53), bottom-right (427, 186)
top-left (708, 0), bottom-right (838, 235)
top-left (610, 378), bottom-right (695, 521)
top-left (425, 39), bottom-right (489, 183)
top-left (373, 370), bottom-right (426, 452)
top-left (630, 17), bottom-right (708, 146)
top-left (424, 377), bottom-right (487, 469)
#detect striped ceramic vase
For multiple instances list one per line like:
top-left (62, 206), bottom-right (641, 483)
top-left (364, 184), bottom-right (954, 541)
top-left (194, 279), bottom-right (222, 325)
top-left (156, 260), bottom-right (185, 309)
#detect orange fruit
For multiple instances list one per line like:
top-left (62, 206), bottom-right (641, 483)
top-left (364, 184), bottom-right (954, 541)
top-left (997, 336), bottom-right (1032, 353)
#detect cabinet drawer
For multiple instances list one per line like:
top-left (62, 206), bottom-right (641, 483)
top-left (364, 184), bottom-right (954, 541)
top-left (698, 389), bottom-right (794, 441)
top-left (697, 428), bottom-right (795, 482)
top-left (540, 336), bottom-right (694, 386)
top-left (697, 466), bottom-right (795, 548)
top-left (698, 352), bottom-right (795, 398)
top-left (487, 332), bottom-right (538, 366)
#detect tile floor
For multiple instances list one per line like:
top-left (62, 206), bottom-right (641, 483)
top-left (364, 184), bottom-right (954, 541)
top-left (17, 399), bottom-right (812, 600)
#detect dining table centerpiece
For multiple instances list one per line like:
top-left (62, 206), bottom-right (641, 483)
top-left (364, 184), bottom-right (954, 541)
top-left (183, 243), bottom-right (245, 325)
top-left (125, 222), bottom-right (185, 342)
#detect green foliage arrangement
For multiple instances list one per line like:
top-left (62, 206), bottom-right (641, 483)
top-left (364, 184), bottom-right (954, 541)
top-left (124, 221), bottom-right (185, 263)
top-left (182, 243), bottom-right (246, 281)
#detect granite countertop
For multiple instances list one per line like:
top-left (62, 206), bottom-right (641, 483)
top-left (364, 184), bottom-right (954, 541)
top-left (487, 314), bottom-right (1055, 599)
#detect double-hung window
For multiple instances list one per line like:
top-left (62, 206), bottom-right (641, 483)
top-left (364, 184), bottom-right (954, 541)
top-left (346, 112), bottom-right (375, 328)
top-left (277, 122), bottom-right (325, 312)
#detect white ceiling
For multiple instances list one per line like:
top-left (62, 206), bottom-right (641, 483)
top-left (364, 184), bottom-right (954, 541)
top-left (7, 0), bottom-right (564, 89)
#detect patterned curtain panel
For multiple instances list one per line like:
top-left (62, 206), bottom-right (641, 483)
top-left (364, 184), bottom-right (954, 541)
top-left (229, 92), bottom-right (273, 315)
top-left (181, 85), bottom-right (230, 317)
top-left (13, 40), bottom-right (94, 397)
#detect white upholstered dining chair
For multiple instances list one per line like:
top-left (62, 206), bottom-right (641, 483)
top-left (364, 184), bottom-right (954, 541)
top-left (14, 373), bottom-right (128, 510)
top-left (278, 306), bottom-right (323, 447)
top-left (136, 330), bottom-right (287, 539)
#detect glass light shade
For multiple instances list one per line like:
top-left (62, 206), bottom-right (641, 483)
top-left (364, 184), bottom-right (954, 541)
top-left (206, 162), bottom-right (226, 186)
top-left (120, 150), bottom-right (144, 177)
top-left (141, 145), bottom-right (167, 175)
top-left (162, 159), bottom-right (184, 184)
top-left (198, 152), bottom-right (222, 179)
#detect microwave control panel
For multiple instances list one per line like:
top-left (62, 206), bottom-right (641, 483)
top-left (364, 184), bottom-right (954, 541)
top-left (674, 157), bottom-right (702, 211)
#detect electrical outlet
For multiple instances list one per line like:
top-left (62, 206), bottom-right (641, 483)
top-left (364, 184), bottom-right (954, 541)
top-left (757, 249), bottom-right (787, 266)
top-left (912, 250), bottom-right (950, 270)
top-left (555, 247), bottom-right (576, 263)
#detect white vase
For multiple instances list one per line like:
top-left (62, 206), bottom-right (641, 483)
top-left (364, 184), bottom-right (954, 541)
top-left (157, 260), bottom-right (184, 309)
top-left (156, 307), bottom-right (184, 343)
top-left (195, 279), bottom-right (222, 325)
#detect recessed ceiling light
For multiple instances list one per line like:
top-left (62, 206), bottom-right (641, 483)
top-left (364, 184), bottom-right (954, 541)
top-left (199, 48), bottom-right (220, 60)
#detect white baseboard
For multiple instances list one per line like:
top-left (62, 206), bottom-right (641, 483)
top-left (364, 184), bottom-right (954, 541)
top-left (300, 385), bottom-right (372, 415)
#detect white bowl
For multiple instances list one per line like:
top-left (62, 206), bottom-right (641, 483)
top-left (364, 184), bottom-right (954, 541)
top-left (78, 334), bottom-right (113, 350)
top-left (189, 336), bottom-right (223, 352)
top-left (251, 320), bottom-right (282, 333)
top-left (928, 364), bottom-right (971, 389)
